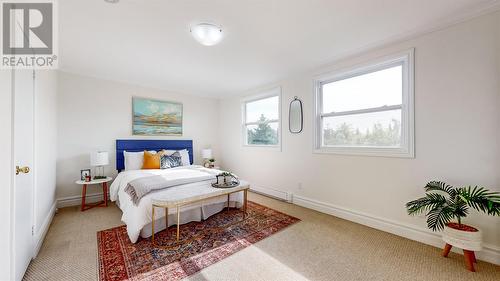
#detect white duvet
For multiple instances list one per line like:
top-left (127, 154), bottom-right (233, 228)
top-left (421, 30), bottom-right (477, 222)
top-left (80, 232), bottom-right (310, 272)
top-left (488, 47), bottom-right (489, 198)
top-left (110, 165), bottom-right (244, 243)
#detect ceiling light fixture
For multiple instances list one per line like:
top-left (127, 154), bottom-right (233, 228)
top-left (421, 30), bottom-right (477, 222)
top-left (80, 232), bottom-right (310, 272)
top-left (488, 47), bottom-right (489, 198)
top-left (190, 23), bottom-right (223, 46)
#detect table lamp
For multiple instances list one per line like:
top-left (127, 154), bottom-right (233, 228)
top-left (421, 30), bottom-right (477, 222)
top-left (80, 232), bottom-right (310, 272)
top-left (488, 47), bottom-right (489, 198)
top-left (201, 149), bottom-right (213, 168)
top-left (91, 151), bottom-right (109, 179)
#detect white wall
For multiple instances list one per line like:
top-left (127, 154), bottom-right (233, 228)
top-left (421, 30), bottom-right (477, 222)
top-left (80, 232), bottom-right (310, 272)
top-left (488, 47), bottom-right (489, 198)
top-left (56, 72), bottom-right (220, 199)
top-left (0, 70), bottom-right (13, 280)
top-left (33, 70), bottom-right (58, 254)
top-left (219, 11), bottom-right (500, 261)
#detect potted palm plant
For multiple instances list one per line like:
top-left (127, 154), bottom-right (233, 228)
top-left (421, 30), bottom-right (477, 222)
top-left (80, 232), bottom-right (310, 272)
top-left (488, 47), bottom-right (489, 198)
top-left (406, 181), bottom-right (500, 271)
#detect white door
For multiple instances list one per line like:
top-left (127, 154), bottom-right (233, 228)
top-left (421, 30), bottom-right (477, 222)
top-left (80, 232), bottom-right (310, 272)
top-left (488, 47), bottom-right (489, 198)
top-left (13, 69), bottom-right (35, 281)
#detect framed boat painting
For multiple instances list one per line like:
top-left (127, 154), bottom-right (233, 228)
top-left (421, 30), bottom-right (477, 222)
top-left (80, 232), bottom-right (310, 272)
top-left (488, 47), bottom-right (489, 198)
top-left (132, 97), bottom-right (183, 136)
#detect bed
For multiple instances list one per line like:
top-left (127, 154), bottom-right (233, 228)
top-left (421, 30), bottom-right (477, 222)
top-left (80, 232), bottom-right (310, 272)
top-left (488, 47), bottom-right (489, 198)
top-left (110, 139), bottom-right (244, 243)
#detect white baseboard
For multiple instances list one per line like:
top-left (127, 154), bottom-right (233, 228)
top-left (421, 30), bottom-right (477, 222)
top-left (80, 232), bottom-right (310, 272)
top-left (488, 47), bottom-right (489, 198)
top-left (33, 202), bottom-right (56, 258)
top-left (250, 185), bottom-right (292, 202)
top-left (57, 192), bottom-right (110, 208)
top-left (293, 194), bottom-right (500, 265)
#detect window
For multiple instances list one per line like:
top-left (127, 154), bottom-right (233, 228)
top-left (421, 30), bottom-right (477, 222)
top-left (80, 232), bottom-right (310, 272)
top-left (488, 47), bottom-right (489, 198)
top-left (314, 49), bottom-right (414, 157)
top-left (242, 87), bottom-right (281, 147)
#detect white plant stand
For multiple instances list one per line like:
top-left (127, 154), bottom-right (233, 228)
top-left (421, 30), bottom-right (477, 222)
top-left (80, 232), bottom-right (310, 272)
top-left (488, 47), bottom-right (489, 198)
top-left (442, 223), bottom-right (482, 272)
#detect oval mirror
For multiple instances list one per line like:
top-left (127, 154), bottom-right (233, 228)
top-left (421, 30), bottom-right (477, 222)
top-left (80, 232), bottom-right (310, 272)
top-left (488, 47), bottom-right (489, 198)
top-left (289, 97), bottom-right (303, 133)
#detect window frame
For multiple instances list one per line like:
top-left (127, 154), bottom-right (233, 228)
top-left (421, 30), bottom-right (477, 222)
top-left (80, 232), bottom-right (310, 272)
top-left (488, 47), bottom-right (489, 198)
top-left (241, 87), bottom-right (282, 150)
top-left (313, 49), bottom-right (415, 158)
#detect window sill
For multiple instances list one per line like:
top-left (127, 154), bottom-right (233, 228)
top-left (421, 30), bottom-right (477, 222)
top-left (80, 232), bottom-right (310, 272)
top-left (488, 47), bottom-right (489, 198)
top-left (313, 146), bottom-right (414, 158)
top-left (243, 144), bottom-right (282, 152)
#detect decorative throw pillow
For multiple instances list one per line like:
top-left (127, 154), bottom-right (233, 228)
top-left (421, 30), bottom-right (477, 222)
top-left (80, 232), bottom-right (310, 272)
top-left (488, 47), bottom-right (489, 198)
top-left (160, 152), bottom-right (183, 169)
top-left (142, 150), bottom-right (161, 169)
top-left (161, 149), bottom-right (190, 166)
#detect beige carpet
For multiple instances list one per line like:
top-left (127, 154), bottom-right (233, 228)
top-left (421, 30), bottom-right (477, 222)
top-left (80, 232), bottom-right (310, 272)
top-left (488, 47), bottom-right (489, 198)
top-left (24, 192), bottom-right (499, 281)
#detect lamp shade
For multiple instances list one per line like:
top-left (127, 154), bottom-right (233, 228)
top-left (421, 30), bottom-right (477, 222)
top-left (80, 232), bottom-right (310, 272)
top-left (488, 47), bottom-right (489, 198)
top-left (201, 149), bottom-right (212, 159)
top-left (90, 151), bottom-right (109, 166)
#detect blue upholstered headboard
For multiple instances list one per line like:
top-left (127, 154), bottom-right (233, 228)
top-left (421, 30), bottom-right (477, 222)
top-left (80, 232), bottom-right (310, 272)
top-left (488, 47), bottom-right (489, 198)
top-left (116, 139), bottom-right (193, 171)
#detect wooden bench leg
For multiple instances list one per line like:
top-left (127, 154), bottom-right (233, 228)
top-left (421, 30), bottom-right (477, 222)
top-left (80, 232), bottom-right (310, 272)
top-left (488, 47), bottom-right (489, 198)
top-left (176, 206), bottom-right (180, 241)
top-left (442, 243), bottom-right (452, 257)
top-left (151, 206), bottom-right (155, 244)
top-left (463, 250), bottom-right (476, 272)
top-left (165, 207), bottom-right (168, 230)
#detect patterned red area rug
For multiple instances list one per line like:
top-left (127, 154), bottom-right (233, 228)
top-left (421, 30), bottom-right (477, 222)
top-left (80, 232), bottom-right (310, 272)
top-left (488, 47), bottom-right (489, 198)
top-left (97, 201), bottom-right (300, 281)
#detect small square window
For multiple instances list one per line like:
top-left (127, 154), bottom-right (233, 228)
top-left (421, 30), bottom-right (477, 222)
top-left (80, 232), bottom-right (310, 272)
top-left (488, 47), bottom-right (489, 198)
top-left (242, 88), bottom-right (281, 148)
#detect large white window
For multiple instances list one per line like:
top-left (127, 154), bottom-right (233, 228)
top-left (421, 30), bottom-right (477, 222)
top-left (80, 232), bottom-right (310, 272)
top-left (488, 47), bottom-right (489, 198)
top-left (314, 49), bottom-right (414, 157)
top-left (242, 87), bottom-right (281, 148)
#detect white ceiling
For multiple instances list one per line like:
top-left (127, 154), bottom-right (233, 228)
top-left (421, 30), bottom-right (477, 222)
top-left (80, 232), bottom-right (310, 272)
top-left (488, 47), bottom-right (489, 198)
top-left (59, 0), bottom-right (499, 98)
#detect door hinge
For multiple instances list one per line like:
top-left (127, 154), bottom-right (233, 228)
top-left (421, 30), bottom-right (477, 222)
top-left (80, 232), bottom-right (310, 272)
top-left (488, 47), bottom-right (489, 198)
top-left (32, 226), bottom-right (34, 236)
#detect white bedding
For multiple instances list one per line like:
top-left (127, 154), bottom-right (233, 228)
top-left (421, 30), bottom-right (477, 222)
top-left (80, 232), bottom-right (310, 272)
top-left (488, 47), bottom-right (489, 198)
top-left (110, 165), bottom-right (244, 243)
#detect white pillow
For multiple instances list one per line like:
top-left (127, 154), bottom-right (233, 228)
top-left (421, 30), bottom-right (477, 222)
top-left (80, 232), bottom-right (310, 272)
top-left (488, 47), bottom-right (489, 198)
top-left (178, 149), bottom-right (191, 166)
top-left (123, 150), bottom-right (156, 171)
top-left (162, 149), bottom-right (191, 166)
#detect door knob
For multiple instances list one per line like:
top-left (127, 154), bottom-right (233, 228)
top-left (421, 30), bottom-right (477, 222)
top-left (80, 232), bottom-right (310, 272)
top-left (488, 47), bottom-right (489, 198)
top-left (16, 166), bottom-right (30, 175)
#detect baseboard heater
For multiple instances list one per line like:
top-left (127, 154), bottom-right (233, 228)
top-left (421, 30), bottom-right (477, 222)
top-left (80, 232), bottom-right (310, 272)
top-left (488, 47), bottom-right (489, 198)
top-left (249, 186), bottom-right (293, 202)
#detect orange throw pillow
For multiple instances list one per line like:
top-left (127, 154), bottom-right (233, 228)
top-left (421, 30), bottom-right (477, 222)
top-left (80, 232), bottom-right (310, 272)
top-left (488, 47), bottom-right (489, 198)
top-left (142, 151), bottom-right (160, 169)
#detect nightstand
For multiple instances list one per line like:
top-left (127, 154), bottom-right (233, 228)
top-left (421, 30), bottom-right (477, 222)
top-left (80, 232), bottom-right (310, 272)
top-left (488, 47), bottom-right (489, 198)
top-left (75, 177), bottom-right (113, 211)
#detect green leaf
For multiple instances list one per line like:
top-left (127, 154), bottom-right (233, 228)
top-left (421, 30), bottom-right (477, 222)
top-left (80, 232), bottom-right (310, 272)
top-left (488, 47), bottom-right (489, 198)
top-left (458, 186), bottom-right (500, 216)
top-left (424, 181), bottom-right (456, 197)
top-left (427, 205), bottom-right (454, 231)
top-left (406, 193), bottom-right (447, 216)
